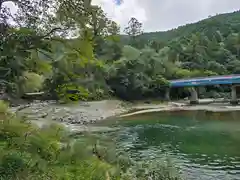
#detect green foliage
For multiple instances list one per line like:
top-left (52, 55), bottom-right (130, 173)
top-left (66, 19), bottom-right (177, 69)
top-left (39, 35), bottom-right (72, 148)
top-left (0, 28), bottom-right (49, 96)
top-left (122, 160), bottom-right (182, 180)
top-left (114, 12), bottom-right (240, 99)
top-left (20, 72), bottom-right (44, 93)
top-left (0, 100), bottom-right (9, 114)
top-left (0, 101), bottom-right (182, 180)
top-left (107, 46), bottom-right (169, 100)
top-left (122, 45), bottom-right (141, 60)
top-left (0, 0), bottom-right (115, 101)
top-left (0, 102), bottom-right (117, 179)
top-left (2, 0), bottom-right (239, 102)
top-left (0, 0), bottom-right (202, 179)
top-left (57, 83), bottom-right (89, 103)
top-left (123, 10), bottom-right (240, 44)
top-left (124, 17), bottom-right (143, 48)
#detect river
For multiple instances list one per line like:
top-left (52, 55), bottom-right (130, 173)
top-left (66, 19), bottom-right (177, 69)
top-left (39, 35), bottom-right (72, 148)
top-left (103, 110), bottom-right (240, 180)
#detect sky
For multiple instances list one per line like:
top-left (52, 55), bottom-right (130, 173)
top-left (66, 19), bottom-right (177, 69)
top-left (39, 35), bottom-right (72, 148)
top-left (92, 0), bottom-right (240, 32)
top-left (3, 0), bottom-right (240, 33)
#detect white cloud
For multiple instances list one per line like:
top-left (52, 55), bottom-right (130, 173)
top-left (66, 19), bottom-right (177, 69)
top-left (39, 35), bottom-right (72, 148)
top-left (92, 0), bottom-right (240, 32)
top-left (139, 0), bottom-right (240, 32)
top-left (4, 0), bottom-right (240, 33)
top-left (91, 0), bottom-right (147, 31)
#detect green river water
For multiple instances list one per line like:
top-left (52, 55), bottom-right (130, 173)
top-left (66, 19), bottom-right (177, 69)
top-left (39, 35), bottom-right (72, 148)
top-left (105, 110), bottom-right (240, 180)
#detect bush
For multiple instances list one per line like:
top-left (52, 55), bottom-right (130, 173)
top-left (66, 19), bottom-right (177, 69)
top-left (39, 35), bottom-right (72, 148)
top-left (56, 83), bottom-right (90, 103)
top-left (0, 100), bottom-right (183, 180)
top-left (122, 159), bottom-right (183, 180)
top-left (20, 72), bottom-right (44, 93)
top-left (0, 103), bottom-right (116, 180)
top-left (0, 100), bottom-right (9, 114)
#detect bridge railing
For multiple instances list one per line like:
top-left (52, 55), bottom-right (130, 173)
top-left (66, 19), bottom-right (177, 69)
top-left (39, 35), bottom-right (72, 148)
top-left (170, 74), bottom-right (240, 83)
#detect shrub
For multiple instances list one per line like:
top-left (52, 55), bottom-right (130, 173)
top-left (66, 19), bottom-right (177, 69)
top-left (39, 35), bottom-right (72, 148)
top-left (0, 100), bottom-right (183, 180)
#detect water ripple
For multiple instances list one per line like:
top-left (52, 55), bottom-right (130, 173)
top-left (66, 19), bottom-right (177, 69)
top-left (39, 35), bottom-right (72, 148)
top-left (115, 110), bottom-right (240, 179)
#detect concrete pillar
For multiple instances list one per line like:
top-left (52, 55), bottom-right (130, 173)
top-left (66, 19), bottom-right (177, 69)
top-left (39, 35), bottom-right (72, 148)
top-left (165, 88), bottom-right (170, 101)
top-left (231, 85), bottom-right (238, 105)
top-left (190, 87), bottom-right (199, 104)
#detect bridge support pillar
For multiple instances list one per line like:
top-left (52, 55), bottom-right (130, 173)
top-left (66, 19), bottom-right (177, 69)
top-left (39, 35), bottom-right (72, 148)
top-left (231, 85), bottom-right (238, 105)
top-left (165, 88), bottom-right (170, 101)
top-left (190, 87), bottom-right (199, 104)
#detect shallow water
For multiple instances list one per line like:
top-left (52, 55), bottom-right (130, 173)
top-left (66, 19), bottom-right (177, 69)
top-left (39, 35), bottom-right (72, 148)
top-left (107, 110), bottom-right (240, 179)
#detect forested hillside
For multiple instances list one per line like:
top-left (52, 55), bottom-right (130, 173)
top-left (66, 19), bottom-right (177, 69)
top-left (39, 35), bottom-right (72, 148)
top-left (113, 11), bottom-right (240, 99)
top-left (137, 10), bottom-right (240, 43)
top-left (0, 0), bottom-right (240, 102)
top-left (1, 1), bottom-right (240, 179)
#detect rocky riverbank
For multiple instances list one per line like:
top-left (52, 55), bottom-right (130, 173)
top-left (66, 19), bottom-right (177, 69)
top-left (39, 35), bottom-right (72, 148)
top-left (12, 100), bottom-right (130, 132)
top-left (12, 99), bottom-right (240, 132)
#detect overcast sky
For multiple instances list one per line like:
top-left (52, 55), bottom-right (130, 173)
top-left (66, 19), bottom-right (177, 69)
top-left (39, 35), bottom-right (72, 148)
top-left (92, 0), bottom-right (240, 32)
top-left (3, 0), bottom-right (240, 32)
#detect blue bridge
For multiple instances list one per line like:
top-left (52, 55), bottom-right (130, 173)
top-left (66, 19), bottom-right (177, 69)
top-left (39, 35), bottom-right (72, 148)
top-left (170, 75), bottom-right (240, 87)
top-left (166, 75), bottom-right (240, 104)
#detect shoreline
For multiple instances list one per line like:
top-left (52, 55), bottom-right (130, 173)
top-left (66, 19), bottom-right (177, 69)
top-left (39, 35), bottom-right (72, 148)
top-left (12, 99), bottom-right (240, 133)
top-left (13, 100), bottom-right (131, 132)
top-left (121, 101), bottom-right (240, 117)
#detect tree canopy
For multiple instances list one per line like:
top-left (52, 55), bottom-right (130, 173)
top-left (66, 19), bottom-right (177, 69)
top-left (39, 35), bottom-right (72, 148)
top-left (1, 1), bottom-right (240, 101)
top-left (1, 1), bottom-right (240, 179)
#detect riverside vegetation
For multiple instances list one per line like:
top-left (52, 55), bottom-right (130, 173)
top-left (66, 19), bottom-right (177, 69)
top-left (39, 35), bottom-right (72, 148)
top-left (0, 0), bottom-right (240, 179)
top-left (0, 100), bottom-right (182, 180)
top-left (1, 1), bottom-right (240, 102)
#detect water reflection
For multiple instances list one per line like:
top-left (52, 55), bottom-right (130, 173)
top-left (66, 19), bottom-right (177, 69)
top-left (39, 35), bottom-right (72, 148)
top-left (115, 110), bottom-right (240, 179)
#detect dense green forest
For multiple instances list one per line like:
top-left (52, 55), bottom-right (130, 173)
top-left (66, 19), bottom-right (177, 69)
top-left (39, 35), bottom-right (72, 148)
top-left (0, 0), bottom-right (240, 179)
top-left (134, 11), bottom-right (240, 43)
top-left (1, 0), bottom-right (240, 101)
top-left (110, 11), bottom-right (240, 99)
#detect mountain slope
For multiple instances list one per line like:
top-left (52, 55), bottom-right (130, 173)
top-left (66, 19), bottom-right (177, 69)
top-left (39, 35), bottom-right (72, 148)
top-left (124, 10), bottom-right (240, 43)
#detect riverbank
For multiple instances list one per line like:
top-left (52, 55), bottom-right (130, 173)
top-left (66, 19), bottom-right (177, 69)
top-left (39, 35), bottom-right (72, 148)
top-left (13, 100), bottom-right (131, 132)
top-left (121, 99), bottom-right (240, 117)
top-left (12, 99), bottom-right (240, 132)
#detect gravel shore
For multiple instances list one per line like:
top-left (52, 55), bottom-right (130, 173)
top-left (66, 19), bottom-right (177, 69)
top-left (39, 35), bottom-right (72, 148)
top-left (13, 99), bottom-right (240, 132)
top-left (13, 100), bottom-right (130, 132)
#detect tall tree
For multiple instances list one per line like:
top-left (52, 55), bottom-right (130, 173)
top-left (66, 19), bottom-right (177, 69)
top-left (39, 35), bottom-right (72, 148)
top-left (0, 0), bottom-right (101, 98)
top-left (88, 6), bottom-right (120, 55)
top-left (124, 17), bottom-right (143, 47)
top-left (124, 17), bottom-right (143, 37)
top-left (0, 0), bottom-right (61, 95)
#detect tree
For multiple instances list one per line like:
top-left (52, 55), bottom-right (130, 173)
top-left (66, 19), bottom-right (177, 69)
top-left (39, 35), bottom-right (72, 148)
top-left (124, 17), bottom-right (143, 37)
top-left (124, 17), bottom-right (143, 48)
top-left (0, 0), bottom-right (111, 100)
top-left (106, 45), bottom-right (169, 100)
top-left (148, 40), bottom-right (165, 53)
top-left (56, 1), bottom-right (121, 58)
top-left (0, 0), bottom-right (66, 96)
top-left (89, 6), bottom-right (120, 37)
top-left (225, 33), bottom-right (240, 59)
top-left (88, 6), bottom-right (120, 56)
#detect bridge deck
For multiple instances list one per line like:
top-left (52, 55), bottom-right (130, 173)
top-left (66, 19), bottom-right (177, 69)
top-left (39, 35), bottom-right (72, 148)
top-left (170, 75), bottom-right (240, 87)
